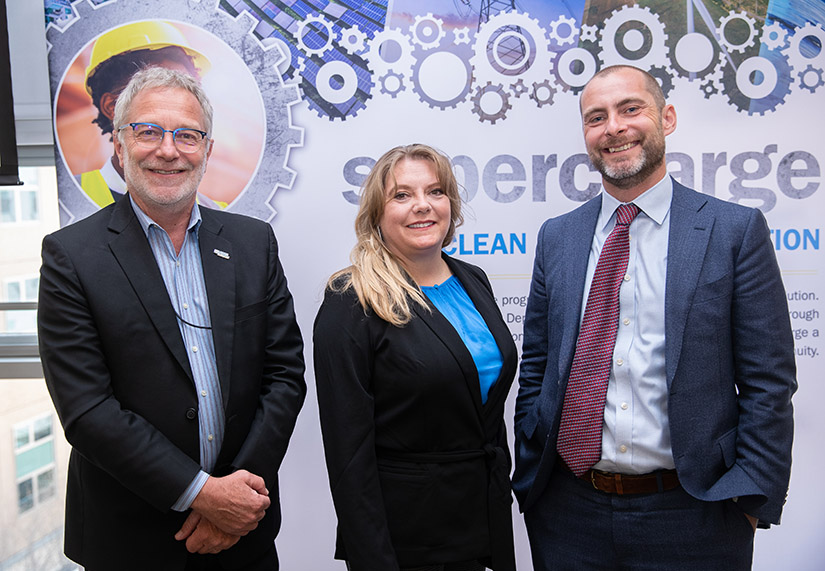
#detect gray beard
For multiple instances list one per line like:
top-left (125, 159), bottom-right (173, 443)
top-left (592, 141), bottom-right (665, 191)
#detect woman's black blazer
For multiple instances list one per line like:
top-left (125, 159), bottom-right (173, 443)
top-left (313, 255), bottom-right (517, 571)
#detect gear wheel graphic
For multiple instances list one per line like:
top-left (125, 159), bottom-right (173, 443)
top-left (529, 79), bottom-right (555, 108)
top-left (297, 15), bottom-right (336, 57)
top-left (470, 11), bottom-right (553, 89)
top-left (553, 47), bottom-right (598, 93)
top-left (798, 64), bottom-right (825, 93)
top-left (299, 52), bottom-right (372, 120)
top-left (649, 65), bottom-right (675, 98)
top-left (340, 25), bottom-right (368, 54)
top-left (600, 5), bottom-right (668, 70)
top-left (548, 15), bottom-right (578, 46)
top-left (716, 11), bottom-right (758, 54)
top-left (700, 76), bottom-right (720, 99)
top-left (580, 24), bottom-right (599, 43)
top-left (411, 13), bottom-right (445, 50)
top-left (379, 70), bottom-right (405, 98)
top-left (784, 23), bottom-right (825, 75)
top-left (45, 0), bottom-right (302, 223)
top-left (411, 49), bottom-right (473, 109)
top-left (670, 32), bottom-right (718, 80)
top-left (366, 28), bottom-right (416, 76)
top-left (761, 21), bottom-right (788, 51)
top-left (471, 82), bottom-right (511, 124)
top-left (454, 27), bottom-right (471, 45)
top-left (719, 52), bottom-right (792, 115)
top-left (510, 78), bottom-right (529, 98)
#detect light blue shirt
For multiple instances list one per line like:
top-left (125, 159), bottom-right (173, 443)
top-left (422, 275), bottom-right (503, 404)
top-left (582, 176), bottom-right (675, 475)
top-left (131, 198), bottom-right (223, 510)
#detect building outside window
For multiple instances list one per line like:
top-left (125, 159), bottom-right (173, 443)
top-left (13, 414), bottom-right (56, 514)
top-left (0, 168), bottom-right (40, 224)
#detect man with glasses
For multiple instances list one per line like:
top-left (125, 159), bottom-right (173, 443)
top-left (38, 67), bottom-right (306, 570)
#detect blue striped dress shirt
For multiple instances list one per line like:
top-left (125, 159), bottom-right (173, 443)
top-left (131, 198), bottom-right (223, 511)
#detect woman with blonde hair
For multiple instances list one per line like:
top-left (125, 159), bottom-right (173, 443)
top-left (314, 144), bottom-right (517, 571)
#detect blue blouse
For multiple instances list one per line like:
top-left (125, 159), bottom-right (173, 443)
top-left (421, 275), bottom-right (504, 404)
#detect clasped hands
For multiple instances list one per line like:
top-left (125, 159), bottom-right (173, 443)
top-left (174, 469), bottom-right (271, 554)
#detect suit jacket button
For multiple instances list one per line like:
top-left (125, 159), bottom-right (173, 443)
top-left (185, 407), bottom-right (197, 420)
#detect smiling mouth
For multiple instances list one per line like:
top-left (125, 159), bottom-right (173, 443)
top-left (605, 142), bottom-right (637, 153)
top-left (150, 169), bottom-right (185, 175)
top-left (408, 222), bottom-right (435, 229)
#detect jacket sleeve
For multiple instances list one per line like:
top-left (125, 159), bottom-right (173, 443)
top-left (313, 288), bottom-right (400, 571)
top-left (728, 207), bottom-right (797, 524)
top-left (38, 233), bottom-right (201, 511)
top-left (230, 227), bottom-right (307, 486)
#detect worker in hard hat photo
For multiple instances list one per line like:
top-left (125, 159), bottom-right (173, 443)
top-left (54, 19), bottom-right (265, 211)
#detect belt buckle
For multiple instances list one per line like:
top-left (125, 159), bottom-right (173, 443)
top-left (590, 470), bottom-right (599, 491)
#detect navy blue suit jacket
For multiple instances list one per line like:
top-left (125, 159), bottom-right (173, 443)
top-left (512, 180), bottom-right (796, 525)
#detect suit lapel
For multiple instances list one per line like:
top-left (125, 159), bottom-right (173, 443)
top-left (198, 210), bottom-right (235, 406)
top-left (664, 181), bottom-right (714, 387)
top-left (412, 264), bottom-right (485, 417)
top-left (106, 197), bottom-right (193, 380)
top-left (446, 257), bottom-right (516, 414)
top-left (558, 196), bottom-right (602, 384)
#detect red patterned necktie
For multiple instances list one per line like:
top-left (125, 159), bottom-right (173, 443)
top-left (557, 203), bottom-right (641, 476)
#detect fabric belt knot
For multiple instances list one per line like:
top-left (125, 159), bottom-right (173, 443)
top-left (557, 202), bottom-right (641, 477)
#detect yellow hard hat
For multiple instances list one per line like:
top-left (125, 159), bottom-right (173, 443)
top-left (85, 20), bottom-right (210, 94)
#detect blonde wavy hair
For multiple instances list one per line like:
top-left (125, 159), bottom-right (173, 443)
top-left (328, 144), bottom-right (464, 326)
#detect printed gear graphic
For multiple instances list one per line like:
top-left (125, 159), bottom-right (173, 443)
top-left (378, 70), bottom-right (405, 98)
top-left (719, 52), bottom-right (792, 115)
top-left (552, 47), bottom-right (599, 93)
top-left (471, 82), bottom-right (511, 124)
top-left (716, 11), bottom-right (758, 54)
top-left (470, 11), bottom-right (553, 89)
top-left (340, 25), bottom-right (368, 54)
top-left (510, 78), bottom-right (529, 98)
top-left (798, 64), bottom-right (825, 93)
top-left (548, 15), bottom-right (578, 46)
top-left (298, 53), bottom-right (372, 120)
top-left (649, 65), bottom-right (675, 98)
top-left (529, 79), bottom-right (556, 108)
top-left (410, 49), bottom-right (473, 109)
top-left (600, 5), bottom-right (668, 70)
top-left (411, 13), bottom-right (446, 50)
top-left (580, 24), bottom-right (599, 43)
top-left (366, 28), bottom-right (416, 76)
top-left (700, 76), bottom-right (720, 99)
top-left (454, 27), bottom-right (471, 45)
top-left (761, 21), bottom-right (788, 51)
top-left (669, 32), bottom-right (719, 80)
top-left (784, 23), bottom-right (825, 75)
top-left (45, 0), bottom-right (302, 223)
top-left (297, 15), bottom-right (336, 57)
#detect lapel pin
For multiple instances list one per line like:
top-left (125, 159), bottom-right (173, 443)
top-left (213, 249), bottom-right (230, 260)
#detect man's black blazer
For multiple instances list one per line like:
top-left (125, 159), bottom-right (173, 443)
top-left (38, 196), bottom-right (306, 570)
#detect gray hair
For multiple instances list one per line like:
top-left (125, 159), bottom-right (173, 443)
top-left (112, 66), bottom-right (213, 138)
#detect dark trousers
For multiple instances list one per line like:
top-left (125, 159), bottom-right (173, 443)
top-left (185, 544), bottom-right (278, 571)
top-left (524, 465), bottom-right (755, 570)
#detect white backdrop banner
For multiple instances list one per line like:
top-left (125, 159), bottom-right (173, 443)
top-left (46, 1), bottom-right (824, 569)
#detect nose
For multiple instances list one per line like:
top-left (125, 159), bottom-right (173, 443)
top-left (155, 131), bottom-right (181, 159)
top-left (412, 192), bottom-right (432, 213)
top-left (604, 112), bottom-right (626, 137)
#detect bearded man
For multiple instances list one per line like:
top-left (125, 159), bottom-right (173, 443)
top-left (512, 65), bottom-right (796, 570)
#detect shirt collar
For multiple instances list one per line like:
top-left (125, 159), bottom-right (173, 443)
top-left (129, 195), bottom-right (202, 237)
top-left (598, 174), bottom-right (673, 230)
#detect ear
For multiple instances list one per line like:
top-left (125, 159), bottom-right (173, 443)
top-left (113, 130), bottom-right (124, 165)
top-left (205, 139), bottom-right (214, 161)
top-left (100, 92), bottom-right (117, 121)
top-left (661, 104), bottom-right (677, 136)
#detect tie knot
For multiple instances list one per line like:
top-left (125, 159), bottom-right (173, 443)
top-left (615, 203), bottom-right (640, 226)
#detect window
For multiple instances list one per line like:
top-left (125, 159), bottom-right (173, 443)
top-left (14, 414), bottom-right (56, 514)
top-left (0, 168), bottom-right (40, 224)
top-left (4, 275), bottom-right (39, 333)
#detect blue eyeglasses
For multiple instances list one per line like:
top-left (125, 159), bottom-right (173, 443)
top-left (118, 122), bottom-right (209, 153)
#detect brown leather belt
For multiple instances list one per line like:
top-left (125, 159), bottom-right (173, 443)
top-left (577, 467), bottom-right (680, 495)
